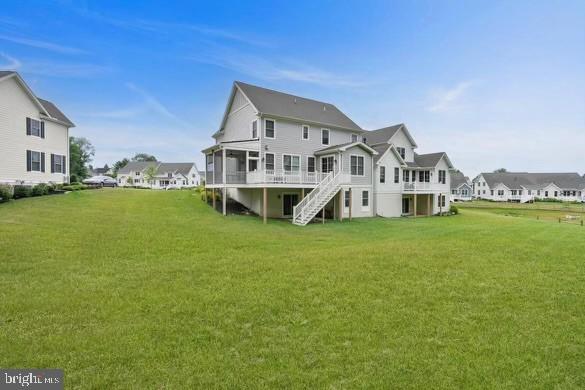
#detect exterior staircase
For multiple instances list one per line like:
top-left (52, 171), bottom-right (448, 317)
top-left (293, 171), bottom-right (346, 226)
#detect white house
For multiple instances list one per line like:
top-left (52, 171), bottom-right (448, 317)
top-left (450, 172), bottom-right (472, 202)
top-left (202, 81), bottom-right (455, 225)
top-left (117, 162), bottom-right (200, 189)
top-left (473, 172), bottom-right (585, 203)
top-left (0, 71), bottom-right (75, 185)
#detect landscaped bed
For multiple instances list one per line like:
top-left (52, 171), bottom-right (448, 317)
top-left (1, 189), bottom-right (583, 388)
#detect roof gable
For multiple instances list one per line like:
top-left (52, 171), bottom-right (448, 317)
top-left (363, 123), bottom-right (418, 148)
top-left (481, 172), bottom-right (585, 190)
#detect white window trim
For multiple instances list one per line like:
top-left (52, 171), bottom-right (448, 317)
top-left (264, 118), bottom-right (276, 139)
top-left (307, 156), bottom-right (316, 173)
top-left (320, 154), bottom-right (335, 173)
top-left (321, 128), bottom-right (330, 145)
top-left (344, 190), bottom-right (350, 211)
top-left (251, 119), bottom-right (258, 139)
top-left (264, 152), bottom-right (275, 171)
top-left (282, 154), bottom-right (301, 173)
top-left (351, 133), bottom-right (359, 143)
top-left (350, 154), bottom-right (365, 177)
top-left (361, 190), bottom-right (370, 211)
top-left (30, 150), bottom-right (41, 172)
top-left (301, 124), bottom-right (310, 141)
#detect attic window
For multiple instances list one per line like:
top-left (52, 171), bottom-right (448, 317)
top-left (396, 147), bottom-right (406, 159)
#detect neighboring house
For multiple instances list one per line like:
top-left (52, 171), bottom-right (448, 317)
top-left (89, 164), bottom-right (113, 177)
top-left (0, 71), bottom-right (75, 185)
top-left (117, 161), bottom-right (200, 188)
top-left (473, 172), bottom-right (585, 203)
top-left (450, 172), bottom-right (472, 202)
top-left (202, 81), bottom-right (454, 225)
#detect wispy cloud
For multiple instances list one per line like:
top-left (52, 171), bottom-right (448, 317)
top-left (192, 50), bottom-right (367, 87)
top-left (20, 61), bottom-right (112, 78)
top-left (427, 80), bottom-right (478, 113)
top-left (0, 34), bottom-right (87, 55)
top-left (0, 52), bottom-right (22, 70)
top-left (125, 83), bottom-right (190, 127)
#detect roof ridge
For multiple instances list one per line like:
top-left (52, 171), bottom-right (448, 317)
top-left (235, 80), bottom-right (336, 107)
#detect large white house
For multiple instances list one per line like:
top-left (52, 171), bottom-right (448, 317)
top-left (473, 172), bottom-right (585, 203)
top-left (203, 81), bottom-right (455, 225)
top-left (0, 71), bottom-right (75, 185)
top-left (450, 172), bottom-right (472, 202)
top-left (117, 161), bottom-right (201, 189)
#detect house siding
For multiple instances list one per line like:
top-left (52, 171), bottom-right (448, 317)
top-left (0, 77), bottom-right (69, 184)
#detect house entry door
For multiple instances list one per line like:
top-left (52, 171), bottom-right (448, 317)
top-left (283, 194), bottom-right (299, 217)
top-left (321, 156), bottom-right (334, 173)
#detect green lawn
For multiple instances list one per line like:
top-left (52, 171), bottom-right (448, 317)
top-left (1, 189), bottom-right (584, 388)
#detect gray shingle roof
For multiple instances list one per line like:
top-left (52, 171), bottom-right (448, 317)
top-left (414, 152), bottom-right (446, 168)
top-left (372, 144), bottom-right (391, 163)
top-left (481, 172), bottom-right (585, 190)
top-left (362, 124), bottom-right (403, 145)
top-left (117, 161), bottom-right (158, 174)
top-left (37, 97), bottom-right (75, 127)
top-left (450, 171), bottom-right (470, 189)
top-left (315, 141), bottom-right (355, 154)
top-left (157, 163), bottom-right (195, 176)
top-left (235, 81), bottom-right (362, 131)
top-left (118, 161), bottom-right (195, 176)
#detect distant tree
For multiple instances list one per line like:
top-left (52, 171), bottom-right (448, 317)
top-left (132, 153), bottom-right (158, 162)
top-left (493, 168), bottom-right (507, 173)
top-left (112, 158), bottom-right (130, 177)
top-left (69, 137), bottom-right (95, 180)
top-left (143, 165), bottom-right (158, 188)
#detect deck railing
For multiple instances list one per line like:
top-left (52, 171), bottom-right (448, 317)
top-left (403, 182), bottom-right (444, 192)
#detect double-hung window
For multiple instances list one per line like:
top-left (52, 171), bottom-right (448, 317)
top-left (350, 155), bottom-right (364, 176)
top-left (344, 190), bottom-right (350, 209)
top-left (51, 154), bottom-right (66, 174)
top-left (379, 166), bottom-right (385, 183)
top-left (27, 118), bottom-right (44, 138)
top-left (396, 147), bottom-right (405, 159)
top-left (283, 155), bottom-right (300, 173)
top-left (403, 170), bottom-right (409, 182)
top-left (419, 170), bottom-right (430, 182)
top-left (301, 125), bottom-right (309, 140)
top-left (321, 129), bottom-right (330, 145)
top-left (251, 120), bottom-right (258, 138)
top-left (265, 153), bottom-right (275, 171)
top-left (351, 134), bottom-right (359, 143)
top-left (265, 119), bottom-right (275, 138)
top-left (438, 170), bottom-right (446, 184)
top-left (362, 191), bottom-right (369, 208)
top-left (307, 156), bottom-right (315, 173)
top-left (394, 167), bottom-right (400, 183)
top-left (26, 150), bottom-right (44, 172)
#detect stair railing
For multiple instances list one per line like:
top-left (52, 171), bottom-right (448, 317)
top-left (293, 171), bottom-right (341, 223)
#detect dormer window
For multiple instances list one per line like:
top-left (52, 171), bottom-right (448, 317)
top-left (396, 147), bottom-right (406, 159)
top-left (321, 129), bottom-right (330, 145)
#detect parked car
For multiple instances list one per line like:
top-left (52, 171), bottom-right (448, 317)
top-left (165, 184), bottom-right (181, 190)
top-left (83, 175), bottom-right (118, 187)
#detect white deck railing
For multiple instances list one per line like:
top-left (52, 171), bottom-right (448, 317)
top-left (239, 170), bottom-right (330, 185)
top-left (403, 182), bottom-right (444, 192)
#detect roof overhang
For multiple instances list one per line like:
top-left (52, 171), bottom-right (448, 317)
top-left (315, 141), bottom-right (378, 156)
top-left (214, 83), bottom-right (260, 138)
top-left (1, 72), bottom-right (51, 117)
top-left (376, 144), bottom-right (407, 167)
top-left (388, 124), bottom-right (418, 148)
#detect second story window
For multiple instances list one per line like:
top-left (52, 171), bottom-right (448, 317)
top-left (403, 170), bottom-right (409, 182)
top-left (351, 134), bottom-right (358, 143)
top-left (283, 155), bottom-right (300, 173)
top-left (265, 153), bottom-right (274, 171)
top-left (26, 118), bottom-right (44, 138)
top-left (394, 167), bottom-right (400, 183)
top-left (396, 147), bottom-right (405, 159)
top-left (251, 120), bottom-right (258, 138)
top-left (419, 170), bottom-right (430, 183)
top-left (302, 125), bottom-right (309, 140)
top-left (380, 166), bottom-right (385, 183)
top-left (350, 155), bottom-right (364, 176)
top-left (307, 156), bottom-right (315, 173)
top-left (321, 129), bottom-right (329, 145)
top-left (438, 170), bottom-right (446, 184)
top-left (135, 171), bottom-right (140, 176)
top-left (265, 119), bottom-right (275, 139)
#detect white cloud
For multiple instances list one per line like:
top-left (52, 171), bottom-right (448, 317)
top-left (0, 34), bottom-right (87, 55)
top-left (427, 81), bottom-right (477, 113)
top-left (124, 83), bottom-right (190, 128)
top-left (0, 52), bottom-right (21, 70)
top-left (19, 61), bottom-right (112, 78)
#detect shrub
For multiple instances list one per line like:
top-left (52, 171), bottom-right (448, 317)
top-left (31, 183), bottom-right (50, 196)
top-left (63, 184), bottom-right (89, 191)
top-left (69, 174), bottom-right (78, 184)
top-left (450, 205), bottom-right (459, 215)
top-left (13, 185), bottom-right (32, 199)
top-left (0, 185), bottom-right (12, 203)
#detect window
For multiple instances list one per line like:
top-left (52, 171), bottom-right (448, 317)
top-left (418, 171), bottom-right (430, 183)
top-left (483, 190), bottom-right (486, 195)
top-left (396, 147), bottom-right (405, 159)
top-left (51, 154), bottom-right (65, 174)
top-left (344, 190), bottom-right (350, 209)
top-left (321, 156), bottom-right (334, 173)
top-left (394, 167), bottom-right (399, 183)
top-left (251, 120), bottom-right (258, 138)
top-left (350, 155), bottom-right (364, 176)
top-left (438, 170), bottom-right (446, 184)
top-left (248, 151), bottom-right (259, 172)
top-left (283, 155), bottom-right (300, 173)
top-left (27, 150), bottom-right (43, 172)
top-left (452, 190), bottom-right (457, 195)
top-left (362, 191), bottom-right (369, 208)
top-left (498, 190), bottom-right (504, 196)
top-left (528, 190), bottom-right (532, 195)
top-left (351, 134), bottom-right (359, 143)
top-left (265, 153), bottom-right (274, 171)
top-left (545, 191), bottom-right (549, 197)
top-left (490, 190), bottom-right (494, 196)
top-left (301, 125), bottom-right (309, 140)
top-left (554, 191), bottom-right (558, 197)
top-left (135, 171), bottom-right (140, 176)
top-left (27, 118), bottom-right (44, 138)
top-left (403, 170), bottom-right (409, 182)
top-left (307, 156), bottom-right (315, 173)
top-left (380, 166), bottom-right (385, 183)
top-left (439, 194), bottom-right (446, 207)
top-left (321, 129), bottom-right (330, 145)
top-left (537, 190), bottom-right (541, 196)
top-left (265, 119), bottom-right (275, 138)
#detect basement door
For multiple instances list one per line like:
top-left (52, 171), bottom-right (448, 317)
top-left (283, 194), bottom-right (299, 217)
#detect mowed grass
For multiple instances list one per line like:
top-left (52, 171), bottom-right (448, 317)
top-left (1, 189), bottom-right (584, 388)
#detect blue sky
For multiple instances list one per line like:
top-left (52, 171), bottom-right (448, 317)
top-left (1, 0), bottom-right (584, 177)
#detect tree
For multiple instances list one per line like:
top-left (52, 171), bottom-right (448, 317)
top-left (493, 168), bottom-right (507, 173)
top-left (143, 165), bottom-right (158, 188)
top-left (132, 153), bottom-right (157, 162)
top-left (112, 158), bottom-right (130, 177)
top-left (69, 137), bottom-right (95, 181)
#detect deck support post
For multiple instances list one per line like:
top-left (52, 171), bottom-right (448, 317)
top-left (427, 194), bottom-right (431, 216)
top-left (301, 188), bottom-right (305, 199)
top-left (222, 187), bottom-right (227, 216)
top-left (439, 193), bottom-right (443, 215)
top-left (333, 194), bottom-right (336, 221)
top-left (212, 188), bottom-right (216, 210)
top-left (349, 188), bottom-right (352, 221)
top-left (414, 193), bottom-right (417, 218)
top-left (263, 187), bottom-right (267, 224)
top-left (322, 207), bottom-right (325, 224)
top-left (339, 190), bottom-right (343, 222)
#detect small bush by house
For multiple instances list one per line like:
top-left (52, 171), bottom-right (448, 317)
top-left (32, 183), bottom-right (50, 197)
top-left (0, 185), bottom-right (12, 203)
top-left (13, 185), bottom-right (32, 199)
top-left (450, 205), bottom-right (459, 215)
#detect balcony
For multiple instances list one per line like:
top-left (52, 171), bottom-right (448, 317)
top-left (209, 170), bottom-right (351, 186)
top-left (403, 182), bottom-right (444, 192)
